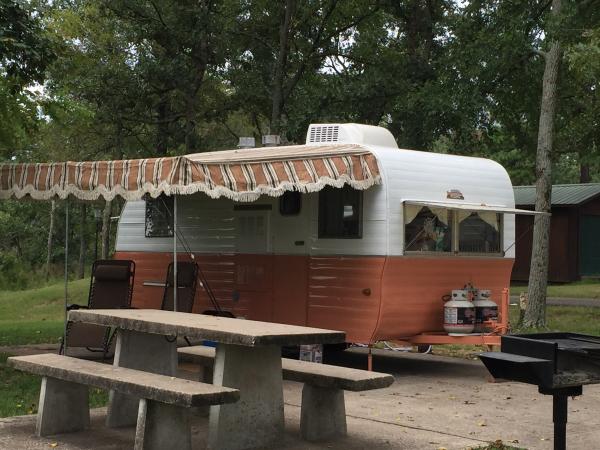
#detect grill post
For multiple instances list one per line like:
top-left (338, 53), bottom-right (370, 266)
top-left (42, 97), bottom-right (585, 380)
top-left (539, 385), bottom-right (582, 450)
top-left (552, 394), bottom-right (567, 450)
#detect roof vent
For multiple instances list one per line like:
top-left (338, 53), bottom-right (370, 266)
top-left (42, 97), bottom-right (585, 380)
top-left (238, 137), bottom-right (256, 148)
top-left (308, 125), bottom-right (339, 144)
top-left (306, 123), bottom-right (397, 148)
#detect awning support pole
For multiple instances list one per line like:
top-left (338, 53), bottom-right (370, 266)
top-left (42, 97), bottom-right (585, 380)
top-left (173, 195), bottom-right (177, 312)
top-left (63, 199), bottom-right (69, 352)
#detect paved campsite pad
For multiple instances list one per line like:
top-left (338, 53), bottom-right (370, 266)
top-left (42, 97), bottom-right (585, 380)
top-left (2, 348), bottom-right (600, 449)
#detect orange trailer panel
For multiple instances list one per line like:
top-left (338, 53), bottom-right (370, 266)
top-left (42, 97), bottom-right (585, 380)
top-left (115, 251), bottom-right (513, 344)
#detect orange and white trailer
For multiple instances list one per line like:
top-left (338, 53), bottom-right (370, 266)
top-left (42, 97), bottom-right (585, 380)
top-left (110, 123), bottom-right (539, 347)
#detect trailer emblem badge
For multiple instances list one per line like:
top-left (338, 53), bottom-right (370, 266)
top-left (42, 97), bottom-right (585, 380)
top-left (446, 189), bottom-right (464, 200)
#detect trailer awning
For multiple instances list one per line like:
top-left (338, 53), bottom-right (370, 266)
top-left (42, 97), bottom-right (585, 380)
top-left (0, 143), bottom-right (381, 202)
top-left (403, 200), bottom-right (549, 216)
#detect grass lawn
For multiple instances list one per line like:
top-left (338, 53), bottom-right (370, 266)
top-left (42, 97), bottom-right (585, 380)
top-left (1, 278), bottom-right (599, 421)
top-left (511, 279), bottom-right (600, 299)
top-left (0, 278), bottom-right (89, 346)
top-left (0, 353), bottom-right (108, 418)
top-left (0, 278), bottom-right (108, 418)
top-left (434, 303), bottom-right (600, 359)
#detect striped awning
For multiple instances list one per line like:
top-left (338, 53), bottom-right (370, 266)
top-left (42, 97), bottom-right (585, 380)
top-left (0, 143), bottom-right (381, 202)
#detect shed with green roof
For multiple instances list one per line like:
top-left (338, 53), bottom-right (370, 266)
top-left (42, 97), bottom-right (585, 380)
top-left (512, 183), bottom-right (600, 282)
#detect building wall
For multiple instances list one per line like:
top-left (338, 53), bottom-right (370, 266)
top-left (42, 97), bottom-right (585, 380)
top-left (511, 196), bottom-right (600, 282)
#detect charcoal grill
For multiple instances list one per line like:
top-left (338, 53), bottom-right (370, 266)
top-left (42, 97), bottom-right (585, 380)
top-left (480, 332), bottom-right (600, 450)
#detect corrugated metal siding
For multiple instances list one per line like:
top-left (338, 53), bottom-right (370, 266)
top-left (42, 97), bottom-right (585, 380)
top-left (116, 190), bottom-right (388, 256)
top-left (307, 256), bottom-right (384, 343)
top-left (376, 256), bottom-right (513, 340)
top-left (514, 184), bottom-right (600, 206)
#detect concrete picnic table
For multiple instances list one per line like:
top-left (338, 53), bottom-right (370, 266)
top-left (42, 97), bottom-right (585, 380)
top-left (68, 309), bottom-right (346, 450)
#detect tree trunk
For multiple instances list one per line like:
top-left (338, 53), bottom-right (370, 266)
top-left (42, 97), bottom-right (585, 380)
top-left (45, 200), bottom-right (56, 281)
top-left (184, 94), bottom-right (196, 153)
top-left (271, 0), bottom-right (295, 135)
top-left (524, 0), bottom-right (562, 329)
top-left (580, 163), bottom-right (591, 183)
top-left (78, 203), bottom-right (87, 279)
top-left (100, 199), bottom-right (112, 259)
top-left (156, 96), bottom-right (169, 155)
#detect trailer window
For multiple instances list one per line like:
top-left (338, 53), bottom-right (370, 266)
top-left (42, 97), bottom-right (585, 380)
top-left (404, 204), bottom-right (503, 255)
top-left (404, 206), bottom-right (452, 252)
top-left (145, 194), bottom-right (174, 238)
top-left (279, 191), bottom-right (302, 216)
top-left (458, 212), bottom-right (501, 253)
top-left (318, 186), bottom-right (362, 238)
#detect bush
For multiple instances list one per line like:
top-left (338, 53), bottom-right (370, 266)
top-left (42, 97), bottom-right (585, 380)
top-left (0, 253), bottom-right (32, 291)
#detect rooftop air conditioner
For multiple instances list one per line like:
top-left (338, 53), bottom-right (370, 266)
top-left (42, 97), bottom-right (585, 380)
top-left (305, 123), bottom-right (398, 148)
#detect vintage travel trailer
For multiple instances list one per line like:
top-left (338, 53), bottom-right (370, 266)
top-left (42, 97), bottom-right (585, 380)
top-left (113, 123), bottom-right (536, 346)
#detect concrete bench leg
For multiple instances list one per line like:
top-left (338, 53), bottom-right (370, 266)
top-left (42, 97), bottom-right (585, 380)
top-left (135, 398), bottom-right (191, 450)
top-left (107, 330), bottom-right (177, 428)
top-left (36, 376), bottom-right (90, 437)
top-left (193, 365), bottom-right (214, 417)
top-left (300, 384), bottom-right (347, 441)
top-left (208, 343), bottom-right (284, 450)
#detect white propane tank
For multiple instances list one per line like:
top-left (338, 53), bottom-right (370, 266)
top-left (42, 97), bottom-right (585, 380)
top-left (443, 290), bottom-right (476, 334)
top-left (473, 289), bottom-right (498, 332)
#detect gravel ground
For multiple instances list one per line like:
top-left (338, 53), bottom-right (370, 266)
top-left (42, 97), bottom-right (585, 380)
top-left (1, 347), bottom-right (599, 449)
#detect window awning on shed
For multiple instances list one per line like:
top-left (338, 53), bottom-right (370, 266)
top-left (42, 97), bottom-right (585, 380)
top-left (0, 143), bottom-right (381, 202)
top-left (403, 200), bottom-right (549, 216)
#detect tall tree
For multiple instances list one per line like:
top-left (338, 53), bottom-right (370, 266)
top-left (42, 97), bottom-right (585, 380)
top-left (227, 0), bottom-right (380, 141)
top-left (45, 200), bottom-right (56, 281)
top-left (524, 0), bottom-right (562, 329)
top-left (0, 0), bottom-right (55, 157)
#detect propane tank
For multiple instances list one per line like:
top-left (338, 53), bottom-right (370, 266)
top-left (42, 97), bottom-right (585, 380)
top-left (473, 289), bottom-right (498, 332)
top-left (443, 289), bottom-right (475, 334)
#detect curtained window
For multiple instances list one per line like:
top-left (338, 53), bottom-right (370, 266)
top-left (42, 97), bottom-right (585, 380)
top-left (404, 205), bottom-right (503, 254)
top-left (405, 206), bottom-right (452, 252)
top-left (458, 212), bottom-right (501, 253)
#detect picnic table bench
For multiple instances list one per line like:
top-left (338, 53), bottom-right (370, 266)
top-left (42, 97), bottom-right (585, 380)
top-left (7, 353), bottom-right (238, 450)
top-left (179, 345), bottom-right (395, 440)
top-left (68, 308), bottom-right (346, 450)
